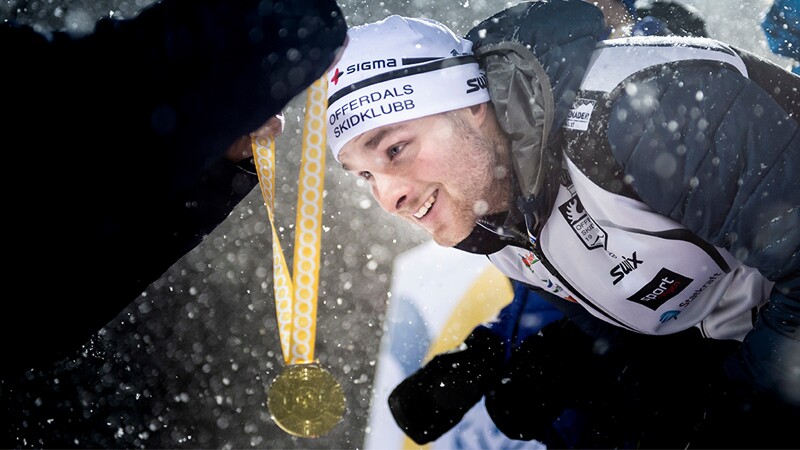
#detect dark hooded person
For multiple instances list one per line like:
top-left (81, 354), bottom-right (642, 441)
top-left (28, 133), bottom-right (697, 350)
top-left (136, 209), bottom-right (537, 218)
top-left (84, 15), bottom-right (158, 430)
top-left (0, 0), bottom-right (347, 377)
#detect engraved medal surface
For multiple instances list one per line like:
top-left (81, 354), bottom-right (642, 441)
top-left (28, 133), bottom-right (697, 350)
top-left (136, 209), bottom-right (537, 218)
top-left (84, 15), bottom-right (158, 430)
top-left (267, 363), bottom-right (345, 438)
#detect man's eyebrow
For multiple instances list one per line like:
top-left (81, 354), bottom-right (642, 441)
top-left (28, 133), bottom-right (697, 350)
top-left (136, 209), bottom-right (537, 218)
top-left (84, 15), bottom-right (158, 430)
top-left (341, 124), bottom-right (406, 171)
top-left (361, 123), bottom-right (406, 150)
top-left (363, 128), bottom-right (391, 150)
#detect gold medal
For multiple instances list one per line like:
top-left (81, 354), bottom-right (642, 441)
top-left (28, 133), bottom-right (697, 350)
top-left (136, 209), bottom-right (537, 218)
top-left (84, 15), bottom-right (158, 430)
top-left (254, 78), bottom-right (344, 438)
top-left (267, 363), bottom-right (345, 438)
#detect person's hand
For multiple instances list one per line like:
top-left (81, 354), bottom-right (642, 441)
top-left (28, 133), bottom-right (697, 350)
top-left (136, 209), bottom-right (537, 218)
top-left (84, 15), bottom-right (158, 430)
top-left (387, 326), bottom-right (504, 444)
top-left (224, 114), bottom-right (285, 162)
top-left (484, 320), bottom-right (587, 442)
top-left (251, 114), bottom-right (285, 139)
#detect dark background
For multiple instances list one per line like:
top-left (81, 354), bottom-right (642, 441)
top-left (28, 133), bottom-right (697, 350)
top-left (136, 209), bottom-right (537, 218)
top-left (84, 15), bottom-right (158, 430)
top-left (1, 0), bottom-right (786, 448)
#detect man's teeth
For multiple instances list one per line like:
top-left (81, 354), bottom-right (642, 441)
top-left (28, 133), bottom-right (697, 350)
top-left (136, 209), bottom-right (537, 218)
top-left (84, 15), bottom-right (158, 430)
top-left (414, 194), bottom-right (436, 219)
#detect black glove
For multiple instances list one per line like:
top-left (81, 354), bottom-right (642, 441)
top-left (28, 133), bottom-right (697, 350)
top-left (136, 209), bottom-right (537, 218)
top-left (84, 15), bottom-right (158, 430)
top-left (483, 319), bottom-right (607, 445)
top-left (608, 329), bottom-right (741, 448)
top-left (484, 320), bottom-right (739, 448)
top-left (387, 326), bottom-right (504, 444)
top-left (691, 349), bottom-right (800, 449)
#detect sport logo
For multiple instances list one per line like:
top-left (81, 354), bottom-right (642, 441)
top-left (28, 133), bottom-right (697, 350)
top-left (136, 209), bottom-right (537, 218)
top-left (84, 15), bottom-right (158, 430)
top-left (564, 98), bottom-right (596, 131)
top-left (466, 73), bottom-right (487, 93)
top-left (330, 68), bottom-right (344, 85)
top-left (520, 252), bottom-right (539, 272)
top-left (627, 268), bottom-right (693, 311)
top-left (609, 251), bottom-right (644, 285)
top-left (331, 58), bottom-right (399, 85)
top-left (346, 58), bottom-right (397, 74)
top-left (518, 252), bottom-right (572, 299)
top-left (559, 196), bottom-right (607, 250)
top-left (659, 310), bottom-right (681, 323)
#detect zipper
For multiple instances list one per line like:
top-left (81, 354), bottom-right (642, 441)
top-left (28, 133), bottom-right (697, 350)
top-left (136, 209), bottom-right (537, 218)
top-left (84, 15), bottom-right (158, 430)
top-left (475, 219), bottom-right (529, 247)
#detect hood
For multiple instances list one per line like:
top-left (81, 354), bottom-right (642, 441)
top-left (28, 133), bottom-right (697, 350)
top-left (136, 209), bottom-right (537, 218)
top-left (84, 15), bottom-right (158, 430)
top-left (465, 0), bottom-right (606, 202)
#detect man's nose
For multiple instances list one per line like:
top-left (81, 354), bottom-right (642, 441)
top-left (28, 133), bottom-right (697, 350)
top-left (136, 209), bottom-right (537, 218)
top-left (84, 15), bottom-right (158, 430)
top-left (375, 175), bottom-right (410, 214)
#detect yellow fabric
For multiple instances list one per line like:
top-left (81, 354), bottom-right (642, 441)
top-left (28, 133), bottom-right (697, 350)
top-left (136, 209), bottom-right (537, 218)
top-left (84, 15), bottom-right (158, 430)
top-left (252, 77), bottom-right (328, 364)
top-left (402, 265), bottom-right (513, 449)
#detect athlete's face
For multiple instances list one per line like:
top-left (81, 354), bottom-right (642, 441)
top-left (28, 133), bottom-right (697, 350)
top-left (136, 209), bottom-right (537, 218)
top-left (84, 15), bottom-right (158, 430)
top-left (338, 104), bottom-right (512, 247)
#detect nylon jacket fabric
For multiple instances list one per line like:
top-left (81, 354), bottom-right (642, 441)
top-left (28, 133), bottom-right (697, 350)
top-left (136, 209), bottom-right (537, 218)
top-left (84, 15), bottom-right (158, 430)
top-left (465, 0), bottom-right (605, 210)
top-left (761, 0), bottom-right (800, 74)
top-left (463, 0), bottom-right (799, 406)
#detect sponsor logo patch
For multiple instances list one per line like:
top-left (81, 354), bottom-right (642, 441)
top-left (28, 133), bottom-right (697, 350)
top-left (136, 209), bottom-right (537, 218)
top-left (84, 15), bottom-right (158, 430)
top-left (564, 98), bottom-right (596, 131)
top-left (466, 73), bottom-right (487, 93)
top-left (517, 252), bottom-right (575, 301)
top-left (559, 196), bottom-right (608, 250)
top-left (627, 268), bottom-right (693, 311)
top-left (330, 58), bottom-right (399, 85)
top-left (331, 67), bottom-right (343, 85)
top-left (660, 310), bottom-right (681, 323)
top-left (679, 272), bottom-right (722, 308)
top-left (520, 252), bottom-right (539, 270)
top-left (610, 251), bottom-right (644, 285)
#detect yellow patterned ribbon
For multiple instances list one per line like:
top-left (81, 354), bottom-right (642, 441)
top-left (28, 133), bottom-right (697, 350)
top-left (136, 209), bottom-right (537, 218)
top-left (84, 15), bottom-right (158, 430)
top-left (252, 78), bottom-right (327, 365)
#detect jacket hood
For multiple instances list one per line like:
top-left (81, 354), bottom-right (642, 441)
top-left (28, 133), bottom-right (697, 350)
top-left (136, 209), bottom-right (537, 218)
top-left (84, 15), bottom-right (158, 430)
top-left (465, 0), bottom-right (606, 202)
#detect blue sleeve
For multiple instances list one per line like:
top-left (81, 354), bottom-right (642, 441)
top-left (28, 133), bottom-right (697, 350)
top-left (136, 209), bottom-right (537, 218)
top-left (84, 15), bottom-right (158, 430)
top-left (483, 280), bottom-right (563, 361)
top-left (608, 59), bottom-right (800, 405)
top-left (762, 0), bottom-right (800, 62)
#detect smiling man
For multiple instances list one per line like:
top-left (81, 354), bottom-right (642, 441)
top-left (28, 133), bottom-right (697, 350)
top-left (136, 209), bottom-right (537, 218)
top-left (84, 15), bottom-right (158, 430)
top-left (325, 0), bottom-right (800, 437)
top-left (339, 106), bottom-right (512, 246)
top-left (327, 16), bottom-right (512, 247)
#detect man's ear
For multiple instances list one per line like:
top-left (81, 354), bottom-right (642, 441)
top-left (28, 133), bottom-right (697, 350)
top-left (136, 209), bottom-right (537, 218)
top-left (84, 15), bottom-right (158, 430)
top-left (466, 102), bottom-right (490, 127)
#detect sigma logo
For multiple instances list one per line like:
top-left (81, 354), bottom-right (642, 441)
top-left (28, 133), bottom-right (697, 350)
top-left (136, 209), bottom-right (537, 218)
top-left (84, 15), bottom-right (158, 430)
top-left (627, 268), bottom-right (693, 311)
top-left (558, 196), bottom-right (608, 250)
top-left (610, 251), bottom-right (644, 285)
top-left (347, 58), bottom-right (397, 74)
top-left (331, 59), bottom-right (398, 85)
top-left (466, 74), bottom-right (487, 93)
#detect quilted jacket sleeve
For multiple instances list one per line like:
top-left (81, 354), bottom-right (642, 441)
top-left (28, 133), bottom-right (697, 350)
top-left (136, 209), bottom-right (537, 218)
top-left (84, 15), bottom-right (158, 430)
top-left (607, 53), bottom-right (800, 406)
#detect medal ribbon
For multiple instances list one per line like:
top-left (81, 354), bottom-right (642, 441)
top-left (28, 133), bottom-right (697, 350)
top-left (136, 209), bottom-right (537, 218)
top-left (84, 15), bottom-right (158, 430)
top-left (252, 78), bottom-right (327, 365)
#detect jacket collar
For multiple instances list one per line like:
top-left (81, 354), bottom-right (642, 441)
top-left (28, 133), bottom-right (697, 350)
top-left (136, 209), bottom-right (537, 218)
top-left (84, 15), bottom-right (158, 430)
top-left (465, 0), bottom-right (605, 200)
top-left (454, 172), bottom-right (529, 255)
top-left (456, 1), bottom-right (605, 250)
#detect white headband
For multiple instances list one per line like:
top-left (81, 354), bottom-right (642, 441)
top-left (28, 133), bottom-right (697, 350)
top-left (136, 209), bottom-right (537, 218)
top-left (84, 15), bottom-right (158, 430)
top-left (325, 15), bottom-right (491, 161)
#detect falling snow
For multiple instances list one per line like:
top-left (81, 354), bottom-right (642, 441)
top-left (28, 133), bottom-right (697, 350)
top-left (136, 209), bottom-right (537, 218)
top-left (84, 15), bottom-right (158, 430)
top-left (1, 0), bottom-right (793, 448)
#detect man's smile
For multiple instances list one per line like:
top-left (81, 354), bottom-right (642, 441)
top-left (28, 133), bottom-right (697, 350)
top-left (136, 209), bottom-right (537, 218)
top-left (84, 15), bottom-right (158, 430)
top-left (413, 190), bottom-right (438, 219)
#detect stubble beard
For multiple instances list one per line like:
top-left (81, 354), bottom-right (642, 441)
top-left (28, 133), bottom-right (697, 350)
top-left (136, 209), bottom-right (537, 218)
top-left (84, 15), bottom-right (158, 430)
top-left (431, 113), bottom-right (511, 247)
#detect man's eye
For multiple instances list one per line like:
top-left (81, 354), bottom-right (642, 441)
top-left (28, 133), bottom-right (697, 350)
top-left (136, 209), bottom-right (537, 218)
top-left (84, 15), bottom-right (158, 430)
top-left (359, 171), bottom-right (372, 180)
top-left (388, 144), bottom-right (403, 159)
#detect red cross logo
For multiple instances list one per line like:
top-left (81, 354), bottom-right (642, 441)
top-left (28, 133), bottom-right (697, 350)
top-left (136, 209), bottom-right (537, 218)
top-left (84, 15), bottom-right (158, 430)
top-left (331, 68), bottom-right (343, 85)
